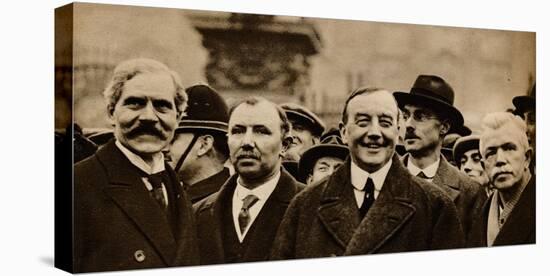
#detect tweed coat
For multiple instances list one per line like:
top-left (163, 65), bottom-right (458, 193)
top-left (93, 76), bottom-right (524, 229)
top-left (193, 168), bottom-right (305, 265)
top-left (270, 155), bottom-right (465, 260)
top-left (74, 140), bottom-right (200, 272)
top-left (402, 154), bottom-right (487, 236)
top-left (467, 176), bottom-right (535, 247)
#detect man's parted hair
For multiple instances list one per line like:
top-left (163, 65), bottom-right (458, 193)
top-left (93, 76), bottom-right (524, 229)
top-left (341, 87), bottom-right (399, 124)
top-left (103, 58), bottom-right (187, 116)
top-left (479, 112), bottom-right (529, 158)
top-left (229, 96), bottom-right (291, 141)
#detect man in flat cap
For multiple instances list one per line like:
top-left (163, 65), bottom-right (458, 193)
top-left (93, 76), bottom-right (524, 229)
top-left (468, 112), bottom-right (535, 247)
top-left (279, 103), bottom-right (326, 177)
top-left (453, 135), bottom-right (491, 196)
top-left (513, 82), bottom-right (536, 171)
top-left (194, 97), bottom-right (304, 265)
top-left (394, 74), bottom-right (486, 237)
top-left (167, 84), bottom-right (231, 203)
top-left (298, 127), bottom-right (349, 185)
top-left (271, 87), bottom-right (463, 259)
top-left (74, 58), bottom-right (199, 272)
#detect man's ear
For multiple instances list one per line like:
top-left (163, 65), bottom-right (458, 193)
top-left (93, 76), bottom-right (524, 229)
top-left (339, 121), bottom-right (348, 145)
top-left (440, 120), bottom-right (451, 136)
top-left (197, 135), bottom-right (214, 157)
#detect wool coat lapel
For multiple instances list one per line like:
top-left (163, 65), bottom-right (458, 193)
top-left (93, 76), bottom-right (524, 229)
top-left (317, 159), bottom-right (362, 249)
top-left (344, 155), bottom-right (416, 254)
top-left (432, 157), bottom-right (461, 201)
top-left (96, 141), bottom-right (177, 265)
top-left (493, 176), bottom-right (536, 245)
top-left (242, 169), bottom-right (302, 260)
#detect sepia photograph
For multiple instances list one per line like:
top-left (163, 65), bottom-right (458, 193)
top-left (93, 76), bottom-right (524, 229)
top-left (50, 0), bottom-right (540, 275)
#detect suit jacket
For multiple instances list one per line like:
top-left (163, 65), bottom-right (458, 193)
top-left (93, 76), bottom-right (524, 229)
top-left (402, 154), bottom-right (487, 236)
top-left (74, 140), bottom-right (200, 273)
top-left (270, 155), bottom-right (464, 259)
top-left (467, 176), bottom-right (535, 247)
top-left (193, 168), bottom-right (305, 265)
top-left (186, 167), bottom-right (230, 204)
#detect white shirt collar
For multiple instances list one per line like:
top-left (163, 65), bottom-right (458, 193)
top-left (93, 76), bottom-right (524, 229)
top-left (234, 170), bottom-right (281, 203)
top-left (350, 159), bottom-right (392, 193)
top-left (232, 170), bottom-right (281, 242)
top-left (115, 140), bottom-right (165, 175)
top-left (406, 155), bottom-right (440, 179)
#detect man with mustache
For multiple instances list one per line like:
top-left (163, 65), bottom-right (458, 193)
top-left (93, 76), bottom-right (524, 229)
top-left (194, 97), bottom-right (305, 264)
top-left (453, 135), bottom-right (492, 196)
top-left (467, 112), bottom-right (534, 246)
top-left (271, 87), bottom-right (464, 259)
top-left (394, 75), bottom-right (486, 236)
top-left (74, 58), bottom-right (199, 272)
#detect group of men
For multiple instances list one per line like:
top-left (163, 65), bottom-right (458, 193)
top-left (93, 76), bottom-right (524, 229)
top-left (72, 58), bottom-right (536, 272)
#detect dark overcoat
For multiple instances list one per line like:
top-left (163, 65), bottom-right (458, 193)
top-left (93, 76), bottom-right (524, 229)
top-left (270, 155), bottom-right (465, 260)
top-left (74, 140), bottom-right (200, 272)
top-left (467, 176), bottom-right (535, 247)
top-left (193, 168), bottom-right (304, 265)
top-left (402, 154), bottom-right (487, 236)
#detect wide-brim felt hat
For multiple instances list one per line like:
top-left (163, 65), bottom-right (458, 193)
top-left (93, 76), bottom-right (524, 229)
top-left (298, 127), bottom-right (349, 182)
top-left (280, 102), bottom-right (326, 137)
top-left (452, 135), bottom-right (480, 166)
top-left (513, 82), bottom-right (536, 115)
top-left (177, 84), bottom-right (229, 134)
top-left (394, 75), bottom-right (464, 132)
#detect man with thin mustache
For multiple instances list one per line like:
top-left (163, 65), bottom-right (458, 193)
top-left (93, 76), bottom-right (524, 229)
top-left (468, 112), bottom-right (535, 246)
top-left (74, 58), bottom-right (199, 272)
top-left (193, 97), bottom-right (305, 264)
top-left (394, 75), bottom-right (486, 237)
top-left (271, 87), bottom-right (464, 259)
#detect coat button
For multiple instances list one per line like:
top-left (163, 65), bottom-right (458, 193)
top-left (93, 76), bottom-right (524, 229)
top-left (134, 250), bottom-right (146, 263)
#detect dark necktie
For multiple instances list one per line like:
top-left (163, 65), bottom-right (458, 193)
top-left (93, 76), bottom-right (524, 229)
top-left (148, 172), bottom-right (168, 210)
top-left (359, 178), bottom-right (375, 217)
top-left (416, 171), bottom-right (433, 180)
top-left (238, 194), bottom-right (259, 234)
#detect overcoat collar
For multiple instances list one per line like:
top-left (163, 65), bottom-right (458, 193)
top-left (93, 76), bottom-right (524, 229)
top-left (318, 155), bottom-right (416, 253)
top-left (197, 167), bottom-right (301, 262)
top-left (95, 140), bottom-right (179, 265)
top-left (402, 153), bottom-right (460, 201)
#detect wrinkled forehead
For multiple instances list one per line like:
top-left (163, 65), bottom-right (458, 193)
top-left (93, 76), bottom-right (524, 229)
top-left (347, 91), bottom-right (398, 118)
top-left (229, 101), bottom-right (281, 128)
top-left (122, 72), bottom-right (177, 99)
top-left (481, 127), bottom-right (524, 151)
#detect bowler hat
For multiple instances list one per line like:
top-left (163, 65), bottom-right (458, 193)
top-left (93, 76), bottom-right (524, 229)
top-left (298, 128), bottom-right (349, 182)
top-left (394, 75), bottom-right (464, 131)
top-left (280, 103), bottom-right (326, 137)
top-left (452, 135), bottom-right (480, 167)
top-left (177, 84), bottom-right (229, 133)
top-left (513, 83), bottom-right (536, 114)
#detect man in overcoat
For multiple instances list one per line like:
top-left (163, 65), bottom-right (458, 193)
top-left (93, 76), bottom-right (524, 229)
top-left (467, 112), bottom-right (535, 246)
top-left (194, 97), bottom-right (305, 264)
top-left (394, 75), bottom-right (486, 236)
top-left (271, 87), bottom-right (464, 259)
top-left (74, 58), bottom-right (199, 272)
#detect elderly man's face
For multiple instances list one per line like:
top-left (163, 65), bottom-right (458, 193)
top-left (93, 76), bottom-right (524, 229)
top-left (111, 72), bottom-right (179, 156)
top-left (402, 104), bottom-right (446, 156)
top-left (481, 127), bottom-right (530, 191)
top-left (228, 101), bottom-right (284, 181)
top-left (460, 149), bottom-right (489, 187)
top-left (341, 91), bottom-right (399, 173)
top-left (284, 120), bottom-right (316, 162)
